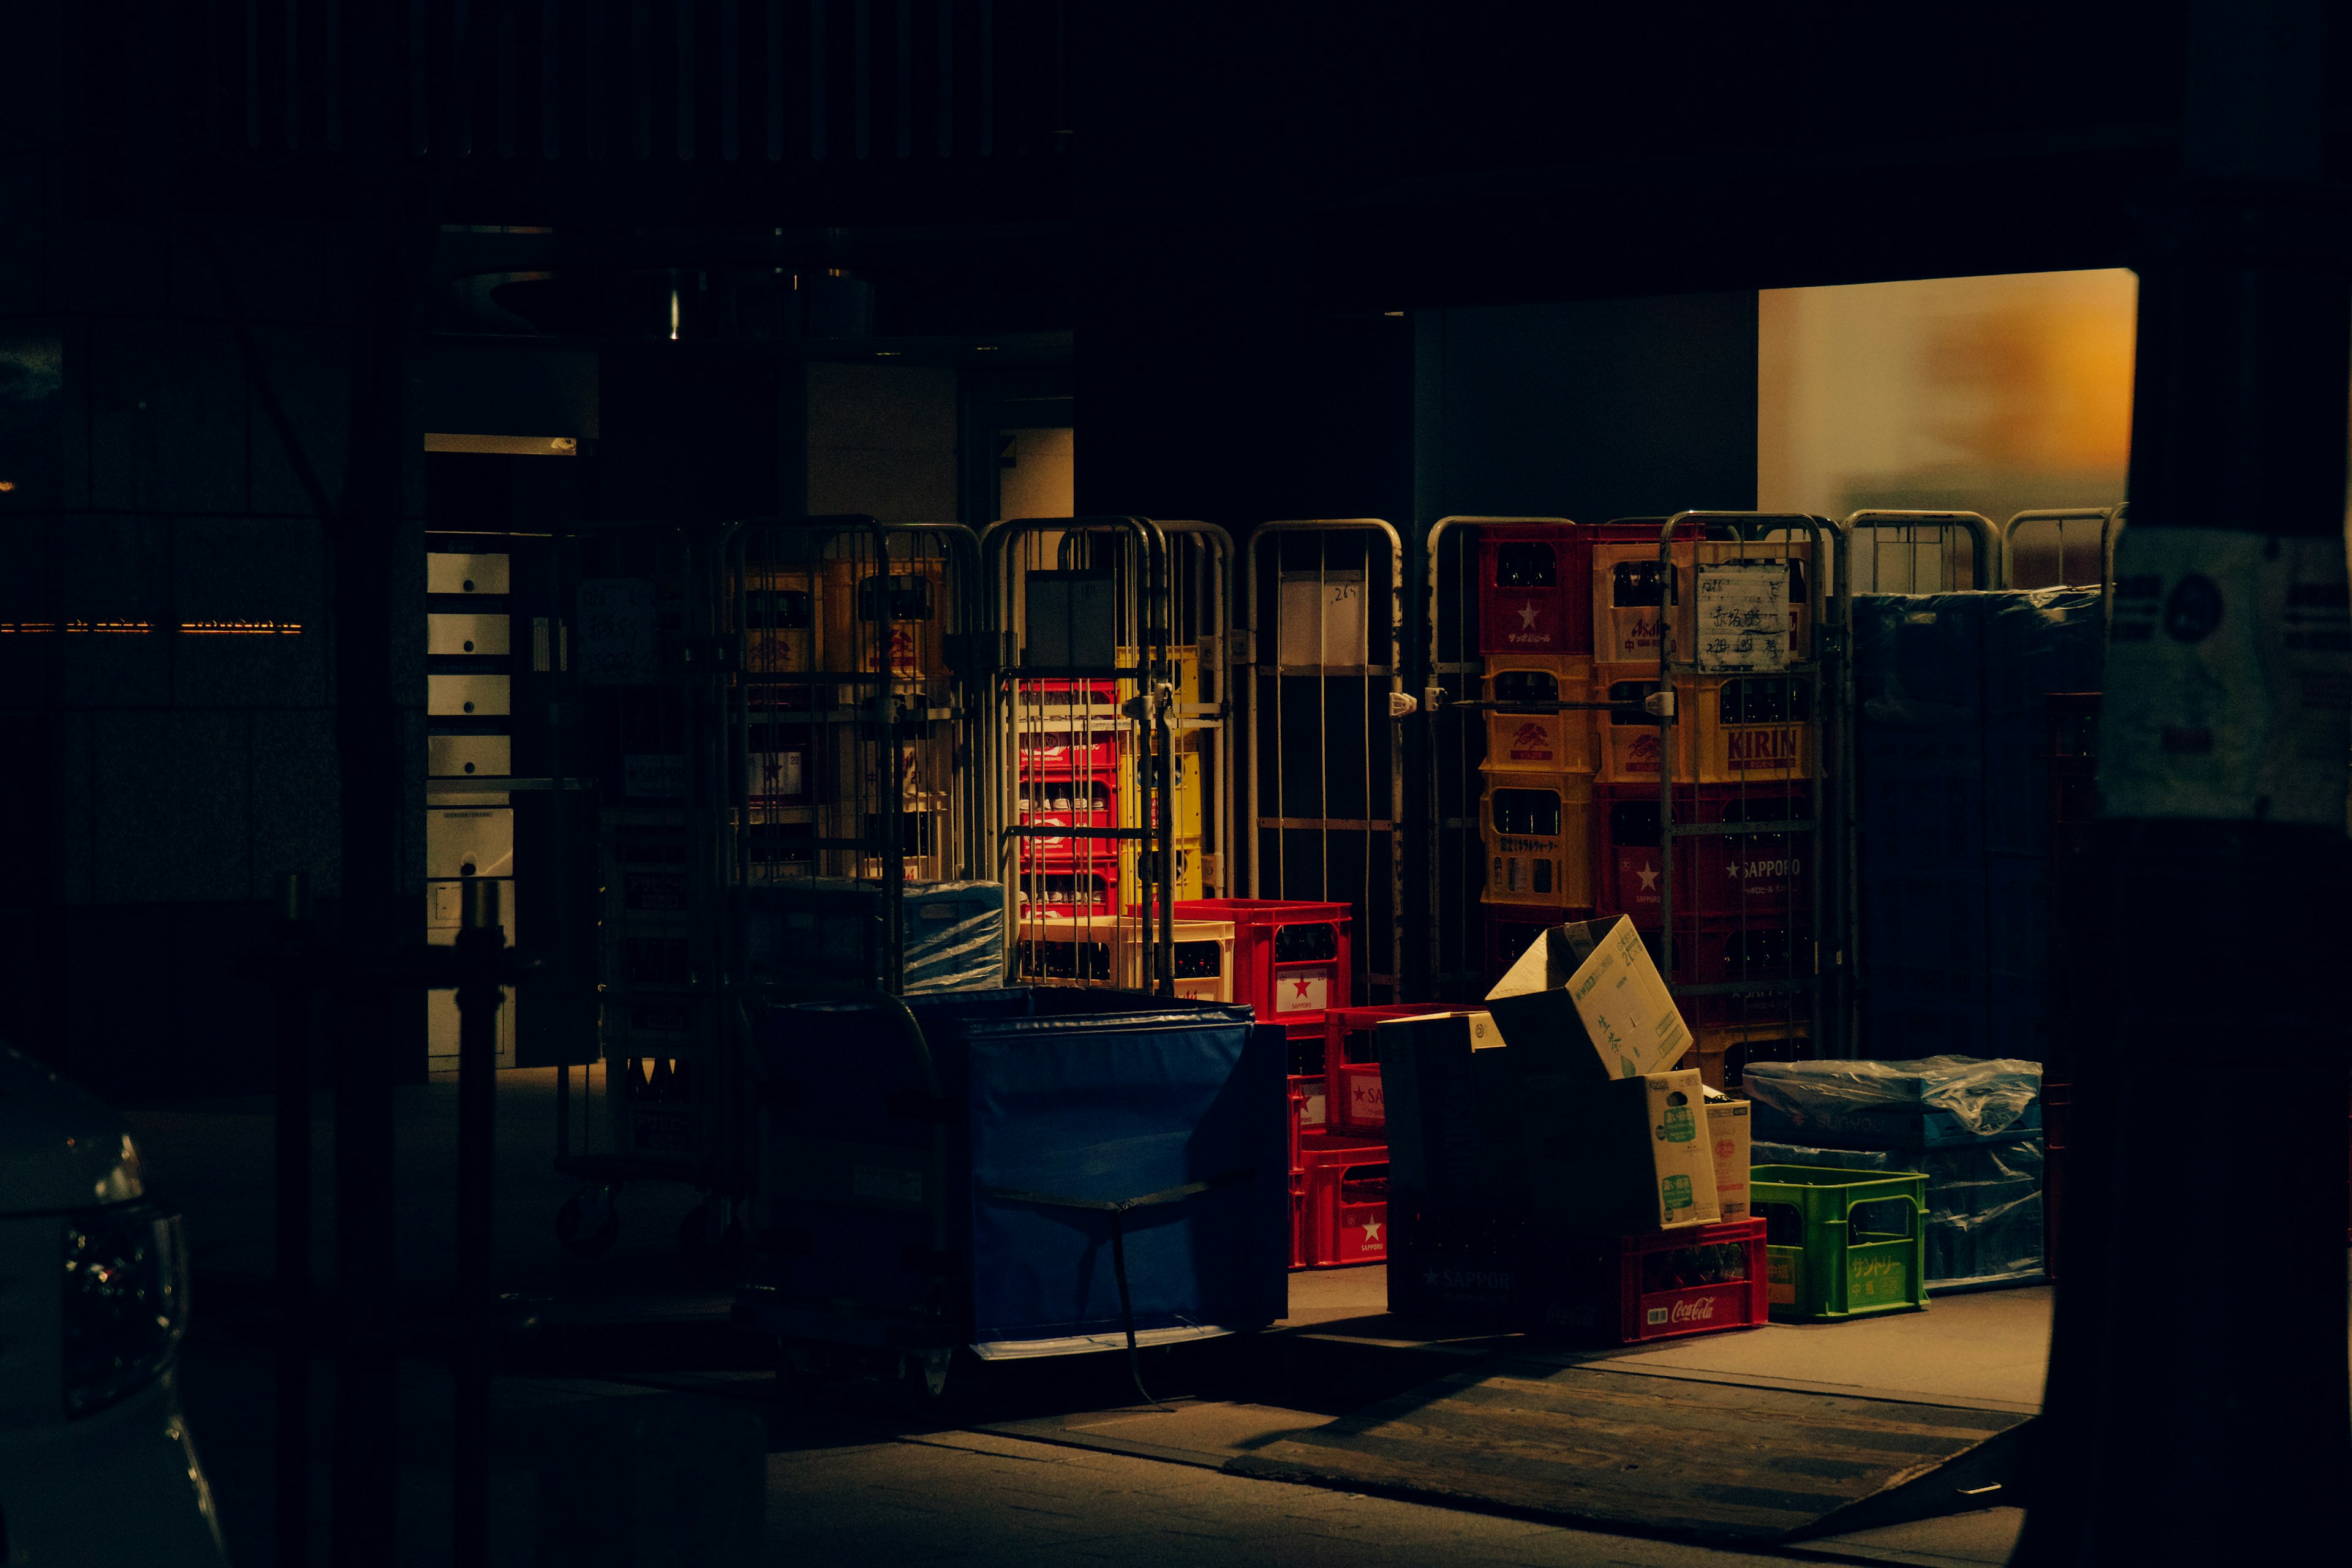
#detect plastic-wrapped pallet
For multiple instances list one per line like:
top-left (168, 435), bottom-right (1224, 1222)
top-left (1753, 1137), bottom-right (2045, 1292)
top-left (900, 881), bottom-right (1010, 993)
top-left (740, 878), bottom-right (1008, 994)
top-left (1849, 590), bottom-right (2101, 1061)
top-left (1743, 1055), bottom-right (2041, 1148)
top-left (1851, 594), bottom-right (1992, 1056)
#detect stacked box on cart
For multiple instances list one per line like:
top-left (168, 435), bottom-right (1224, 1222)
top-left (1378, 1010), bottom-right (1528, 1214)
top-left (746, 990), bottom-right (1289, 1356)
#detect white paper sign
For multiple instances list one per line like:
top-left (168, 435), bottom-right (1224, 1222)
top-left (2100, 527), bottom-right (2351, 827)
top-left (1693, 563), bottom-right (1790, 671)
top-left (578, 578), bottom-right (659, 686)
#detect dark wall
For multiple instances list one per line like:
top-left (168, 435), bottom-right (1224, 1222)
top-left (1413, 293), bottom-right (1760, 526)
top-left (596, 350), bottom-right (785, 526)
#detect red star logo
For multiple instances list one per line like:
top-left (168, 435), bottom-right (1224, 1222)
top-left (1292, 978), bottom-right (1312, 999)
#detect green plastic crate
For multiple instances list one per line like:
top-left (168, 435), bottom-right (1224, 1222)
top-left (1751, 1163), bottom-right (1930, 1322)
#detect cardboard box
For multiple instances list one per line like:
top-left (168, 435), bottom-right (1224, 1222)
top-left (1707, 1099), bottom-right (1752, 1223)
top-left (1521, 1069), bottom-right (1721, 1234)
top-left (1485, 915), bottom-right (1692, 1083)
top-left (1375, 1011), bottom-right (1525, 1212)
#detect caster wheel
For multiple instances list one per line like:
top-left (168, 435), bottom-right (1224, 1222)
top-left (555, 1187), bottom-right (620, 1258)
top-left (897, 1349), bottom-right (959, 1418)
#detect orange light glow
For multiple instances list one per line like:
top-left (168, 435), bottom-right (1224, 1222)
top-left (179, 620), bottom-right (305, 635)
top-left (63, 620), bottom-right (153, 634)
top-left (0, 480), bottom-right (17, 492)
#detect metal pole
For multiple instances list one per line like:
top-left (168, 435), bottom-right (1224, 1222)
top-left (273, 872), bottom-right (314, 1568)
top-left (452, 879), bottom-right (506, 1568)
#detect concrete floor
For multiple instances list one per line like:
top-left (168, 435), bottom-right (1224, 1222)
top-left (132, 1070), bottom-right (2052, 1567)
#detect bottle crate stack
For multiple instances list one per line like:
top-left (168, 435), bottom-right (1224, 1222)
top-left (1013, 646), bottom-right (1210, 963)
top-left (1474, 521), bottom-right (1819, 1090)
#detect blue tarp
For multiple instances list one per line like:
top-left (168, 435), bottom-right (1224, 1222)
top-left (966, 1011), bottom-right (1287, 1348)
top-left (746, 990), bottom-right (1287, 1355)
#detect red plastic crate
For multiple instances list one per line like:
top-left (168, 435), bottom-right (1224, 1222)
top-left (1177, 899), bottom-right (1351, 1025)
top-left (1298, 1131), bottom-right (1390, 1269)
top-left (1593, 783), bottom-right (1814, 929)
top-left (1516, 1218), bottom-right (1768, 1343)
top-left (1017, 737), bottom-right (1125, 774)
top-left (1477, 523), bottom-right (1593, 658)
top-left (1649, 916), bottom-right (1811, 1030)
top-left (1016, 867), bottom-right (1121, 919)
top-left (1286, 1017), bottom-right (1329, 1173)
top-left (1324, 1004), bottom-right (1441, 1134)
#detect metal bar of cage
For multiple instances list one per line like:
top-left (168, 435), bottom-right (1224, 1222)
top-left (2002, 505), bottom-right (2128, 622)
top-left (1841, 508), bottom-right (2000, 594)
top-left (1156, 521), bottom-right (1240, 905)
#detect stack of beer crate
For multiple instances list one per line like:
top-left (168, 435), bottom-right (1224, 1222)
top-left (1474, 523), bottom-right (1599, 979)
top-left (1478, 522), bottom-right (1819, 1090)
top-left (1014, 643), bottom-right (1218, 984)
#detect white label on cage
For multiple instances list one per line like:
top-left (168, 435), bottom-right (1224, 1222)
top-left (2100, 527), bottom-right (2352, 827)
top-left (578, 578), bottom-right (659, 686)
top-left (1278, 575), bottom-right (1368, 666)
top-left (1275, 968), bottom-right (1332, 1012)
top-left (1694, 563), bottom-right (1789, 671)
top-left (1301, 1093), bottom-right (1327, 1127)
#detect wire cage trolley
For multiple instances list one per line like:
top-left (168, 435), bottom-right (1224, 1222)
top-left (552, 515), bottom-right (991, 1261)
top-left (741, 987), bottom-right (1291, 1407)
top-left (1645, 512), bottom-right (1841, 1084)
top-left (1241, 518), bottom-right (1410, 1005)
top-left (1832, 510), bottom-right (2107, 1066)
top-left (982, 515), bottom-right (1192, 997)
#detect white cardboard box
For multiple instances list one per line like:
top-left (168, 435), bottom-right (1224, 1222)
top-left (1484, 914), bottom-right (1693, 1084)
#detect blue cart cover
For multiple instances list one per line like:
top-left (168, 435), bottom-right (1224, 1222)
top-left (965, 1013), bottom-right (1288, 1352)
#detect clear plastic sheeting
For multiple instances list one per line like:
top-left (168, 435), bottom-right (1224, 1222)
top-left (1850, 589), bottom-right (2101, 1062)
top-left (739, 879), bottom-right (1006, 994)
top-left (1752, 1137), bottom-right (2045, 1292)
top-left (900, 881), bottom-right (1010, 994)
top-left (1745, 1055), bottom-right (2041, 1146)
